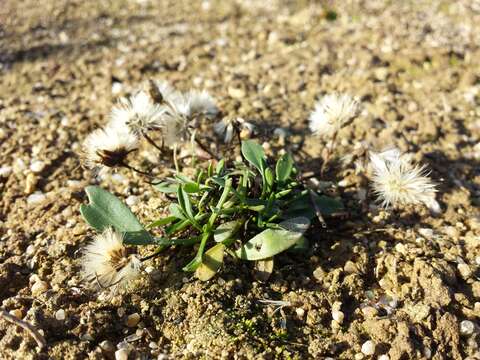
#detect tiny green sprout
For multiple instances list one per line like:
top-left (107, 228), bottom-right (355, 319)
top-left (80, 139), bottom-right (343, 282)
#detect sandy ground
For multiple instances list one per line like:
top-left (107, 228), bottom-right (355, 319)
top-left (1, 0), bottom-right (480, 359)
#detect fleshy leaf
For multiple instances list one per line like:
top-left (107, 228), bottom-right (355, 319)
top-left (275, 153), bottom-right (293, 185)
top-left (153, 182), bottom-right (178, 193)
top-left (234, 217), bottom-right (310, 260)
top-left (214, 220), bottom-right (242, 243)
top-left (241, 140), bottom-right (266, 173)
top-left (147, 216), bottom-right (177, 229)
top-left (195, 243), bottom-right (225, 281)
top-left (80, 186), bottom-right (154, 245)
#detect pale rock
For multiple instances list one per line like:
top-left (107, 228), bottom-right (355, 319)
top-left (115, 348), bottom-right (130, 360)
top-left (0, 166), bottom-right (12, 177)
top-left (55, 309), bottom-right (66, 321)
top-left (460, 320), bottom-right (475, 336)
top-left (27, 191), bottom-right (46, 205)
top-left (126, 313), bottom-right (140, 327)
top-left (30, 160), bottom-right (46, 173)
top-left (361, 340), bottom-right (376, 356)
top-left (31, 280), bottom-right (48, 296)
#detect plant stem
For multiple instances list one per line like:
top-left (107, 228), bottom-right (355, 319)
top-left (208, 177), bottom-right (232, 227)
top-left (320, 131), bottom-right (338, 176)
top-left (309, 189), bottom-right (327, 228)
top-left (121, 163), bottom-right (152, 177)
top-left (142, 132), bottom-right (163, 152)
top-left (173, 143), bottom-right (179, 173)
top-left (195, 137), bottom-right (218, 160)
top-left (0, 309), bottom-right (47, 350)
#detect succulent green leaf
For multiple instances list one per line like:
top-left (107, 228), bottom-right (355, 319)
top-left (234, 217), bottom-right (310, 260)
top-left (195, 243), bottom-right (225, 281)
top-left (183, 182), bottom-right (201, 193)
top-left (153, 182), bottom-right (178, 193)
top-left (214, 220), bottom-right (242, 243)
top-left (241, 140), bottom-right (266, 173)
top-left (80, 186), bottom-right (154, 245)
top-left (177, 186), bottom-right (195, 221)
top-left (169, 203), bottom-right (186, 220)
top-left (147, 216), bottom-right (177, 229)
top-left (283, 193), bottom-right (343, 219)
top-left (264, 167), bottom-right (274, 190)
top-left (275, 153), bottom-right (293, 184)
top-left (215, 158), bottom-right (225, 174)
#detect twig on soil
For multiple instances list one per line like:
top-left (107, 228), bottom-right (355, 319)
top-left (0, 309), bottom-right (47, 350)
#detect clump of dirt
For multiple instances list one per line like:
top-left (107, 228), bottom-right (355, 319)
top-left (1, 0), bottom-right (480, 359)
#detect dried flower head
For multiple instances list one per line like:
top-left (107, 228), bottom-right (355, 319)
top-left (110, 91), bottom-right (165, 134)
top-left (81, 228), bottom-right (142, 293)
top-left (182, 90), bottom-right (219, 118)
top-left (309, 93), bottom-right (359, 138)
top-left (160, 113), bottom-right (190, 148)
top-left (369, 148), bottom-right (439, 212)
top-left (82, 123), bottom-right (138, 175)
top-left (214, 118), bottom-right (236, 143)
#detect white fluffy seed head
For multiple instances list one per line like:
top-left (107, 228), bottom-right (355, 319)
top-left (369, 148), bottom-right (439, 212)
top-left (309, 93), bottom-right (359, 138)
top-left (110, 91), bottom-right (165, 134)
top-left (183, 90), bottom-right (219, 118)
top-left (81, 228), bottom-right (141, 293)
top-left (82, 123), bottom-right (138, 175)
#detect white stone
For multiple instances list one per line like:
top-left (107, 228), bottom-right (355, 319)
top-left (295, 308), bottom-right (305, 318)
top-left (332, 310), bottom-right (345, 324)
top-left (55, 309), bottom-right (66, 321)
top-left (458, 263), bottom-right (472, 279)
top-left (126, 195), bottom-right (139, 206)
top-left (27, 192), bottom-right (47, 205)
top-left (0, 166), bottom-right (12, 177)
top-left (460, 320), bottom-right (475, 336)
top-left (378, 355), bottom-right (390, 360)
top-left (112, 82), bottom-right (123, 95)
top-left (361, 340), bottom-right (376, 356)
top-left (115, 348), bottom-right (129, 360)
top-left (30, 160), bottom-right (46, 173)
top-left (31, 280), bottom-right (48, 296)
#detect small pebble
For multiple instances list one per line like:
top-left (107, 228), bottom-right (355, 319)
top-left (81, 333), bottom-right (94, 341)
top-left (25, 173), bottom-right (38, 194)
top-left (126, 195), bottom-right (139, 206)
top-left (112, 82), bottom-right (123, 95)
top-left (31, 280), bottom-right (48, 296)
top-left (0, 166), bottom-right (12, 177)
top-left (27, 191), bottom-right (46, 205)
top-left (361, 340), bottom-right (376, 356)
top-left (458, 263), bottom-right (472, 279)
top-left (332, 310), bottom-right (345, 324)
top-left (55, 309), bottom-right (66, 321)
top-left (295, 308), bottom-right (305, 318)
top-left (115, 348), bottom-right (130, 360)
top-left (9, 309), bottom-right (23, 318)
top-left (99, 340), bottom-right (115, 353)
top-left (30, 160), bottom-right (46, 173)
top-left (126, 313), bottom-right (141, 327)
top-left (460, 320), bottom-right (475, 336)
top-left (228, 86), bottom-right (246, 99)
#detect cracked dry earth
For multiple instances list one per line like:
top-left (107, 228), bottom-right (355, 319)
top-left (1, 0), bottom-right (480, 359)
